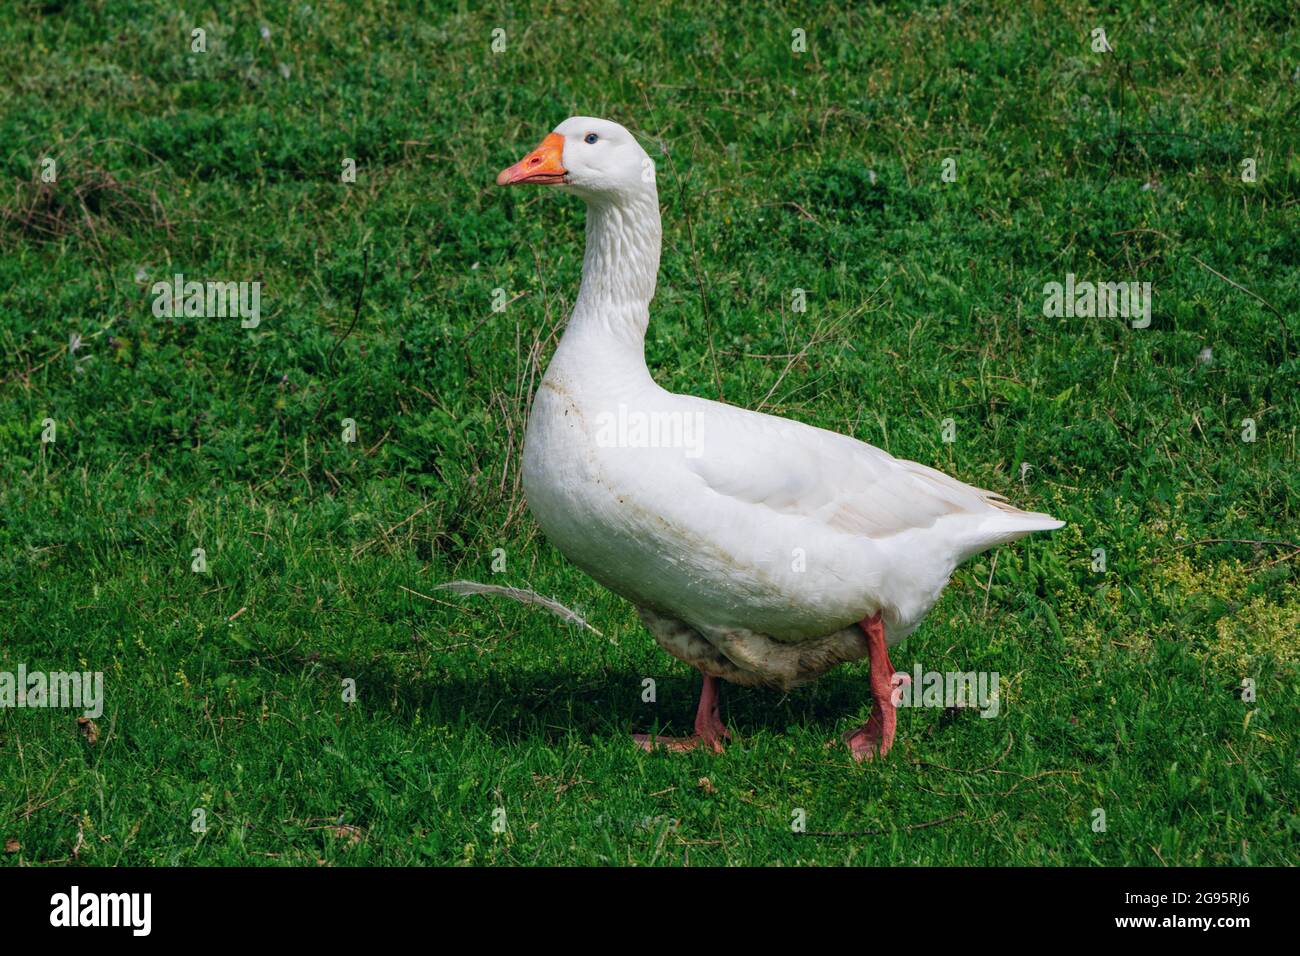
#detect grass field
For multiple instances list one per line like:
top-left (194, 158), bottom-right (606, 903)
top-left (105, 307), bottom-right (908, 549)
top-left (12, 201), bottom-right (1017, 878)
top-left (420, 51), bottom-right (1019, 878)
top-left (1, 0), bottom-right (1297, 865)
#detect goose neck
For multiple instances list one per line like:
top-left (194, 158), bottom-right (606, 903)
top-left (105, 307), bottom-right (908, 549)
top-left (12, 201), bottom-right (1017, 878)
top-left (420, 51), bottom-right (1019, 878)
top-left (568, 192), bottom-right (662, 346)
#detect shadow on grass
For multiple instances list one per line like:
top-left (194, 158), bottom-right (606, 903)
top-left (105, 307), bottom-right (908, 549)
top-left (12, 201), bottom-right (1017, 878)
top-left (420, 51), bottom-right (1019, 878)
top-left (305, 654), bottom-right (881, 745)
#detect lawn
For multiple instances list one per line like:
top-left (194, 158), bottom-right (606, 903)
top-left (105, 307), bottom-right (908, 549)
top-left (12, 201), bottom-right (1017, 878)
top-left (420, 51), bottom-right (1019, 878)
top-left (0, 0), bottom-right (1296, 865)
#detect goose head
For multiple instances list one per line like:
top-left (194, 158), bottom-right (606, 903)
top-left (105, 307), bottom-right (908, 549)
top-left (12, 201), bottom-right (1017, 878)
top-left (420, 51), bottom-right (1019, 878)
top-left (496, 116), bottom-right (655, 204)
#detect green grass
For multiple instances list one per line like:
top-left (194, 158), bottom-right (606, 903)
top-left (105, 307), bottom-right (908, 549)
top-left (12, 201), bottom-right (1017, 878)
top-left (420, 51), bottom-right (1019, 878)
top-left (1, 0), bottom-right (1297, 865)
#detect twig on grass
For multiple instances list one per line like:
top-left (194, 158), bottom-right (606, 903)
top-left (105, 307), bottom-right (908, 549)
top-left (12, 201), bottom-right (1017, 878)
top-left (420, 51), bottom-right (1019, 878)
top-left (913, 734), bottom-right (1016, 775)
top-left (1110, 228), bottom-right (1292, 359)
top-left (1176, 538), bottom-right (1299, 551)
top-left (353, 499), bottom-right (436, 557)
top-left (312, 246), bottom-right (371, 424)
top-left (755, 279), bottom-right (889, 413)
top-left (804, 811), bottom-right (967, 837)
top-left (1155, 537), bottom-right (1300, 569)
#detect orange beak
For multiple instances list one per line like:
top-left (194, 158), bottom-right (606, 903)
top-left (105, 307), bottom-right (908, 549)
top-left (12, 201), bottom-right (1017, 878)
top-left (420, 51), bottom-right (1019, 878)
top-left (496, 132), bottom-right (567, 186)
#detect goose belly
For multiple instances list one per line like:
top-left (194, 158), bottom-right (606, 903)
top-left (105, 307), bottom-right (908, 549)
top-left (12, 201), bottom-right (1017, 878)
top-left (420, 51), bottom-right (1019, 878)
top-left (530, 387), bottom-right (865, 635)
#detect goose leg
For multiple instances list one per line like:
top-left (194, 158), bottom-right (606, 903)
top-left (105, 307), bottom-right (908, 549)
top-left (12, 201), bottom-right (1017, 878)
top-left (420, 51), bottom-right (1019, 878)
top-left (633, 673), bottom-right (732, 753)
top-left (844, 612), bottom-right (906, 762)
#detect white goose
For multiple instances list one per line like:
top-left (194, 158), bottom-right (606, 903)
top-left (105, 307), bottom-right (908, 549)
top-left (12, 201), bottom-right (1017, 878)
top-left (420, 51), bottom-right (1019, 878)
top-left (497, 117), bottom-right (1062, 760)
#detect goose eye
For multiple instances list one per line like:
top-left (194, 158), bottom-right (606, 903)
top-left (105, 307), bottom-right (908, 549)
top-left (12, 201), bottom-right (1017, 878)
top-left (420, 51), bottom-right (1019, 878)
top-left (584, 133), bottom-right (598, 144)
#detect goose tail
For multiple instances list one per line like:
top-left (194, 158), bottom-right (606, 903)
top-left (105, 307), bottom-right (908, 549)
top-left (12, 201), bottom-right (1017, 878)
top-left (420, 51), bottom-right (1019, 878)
top-left (953, 509), bottom-right (1064, 564)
